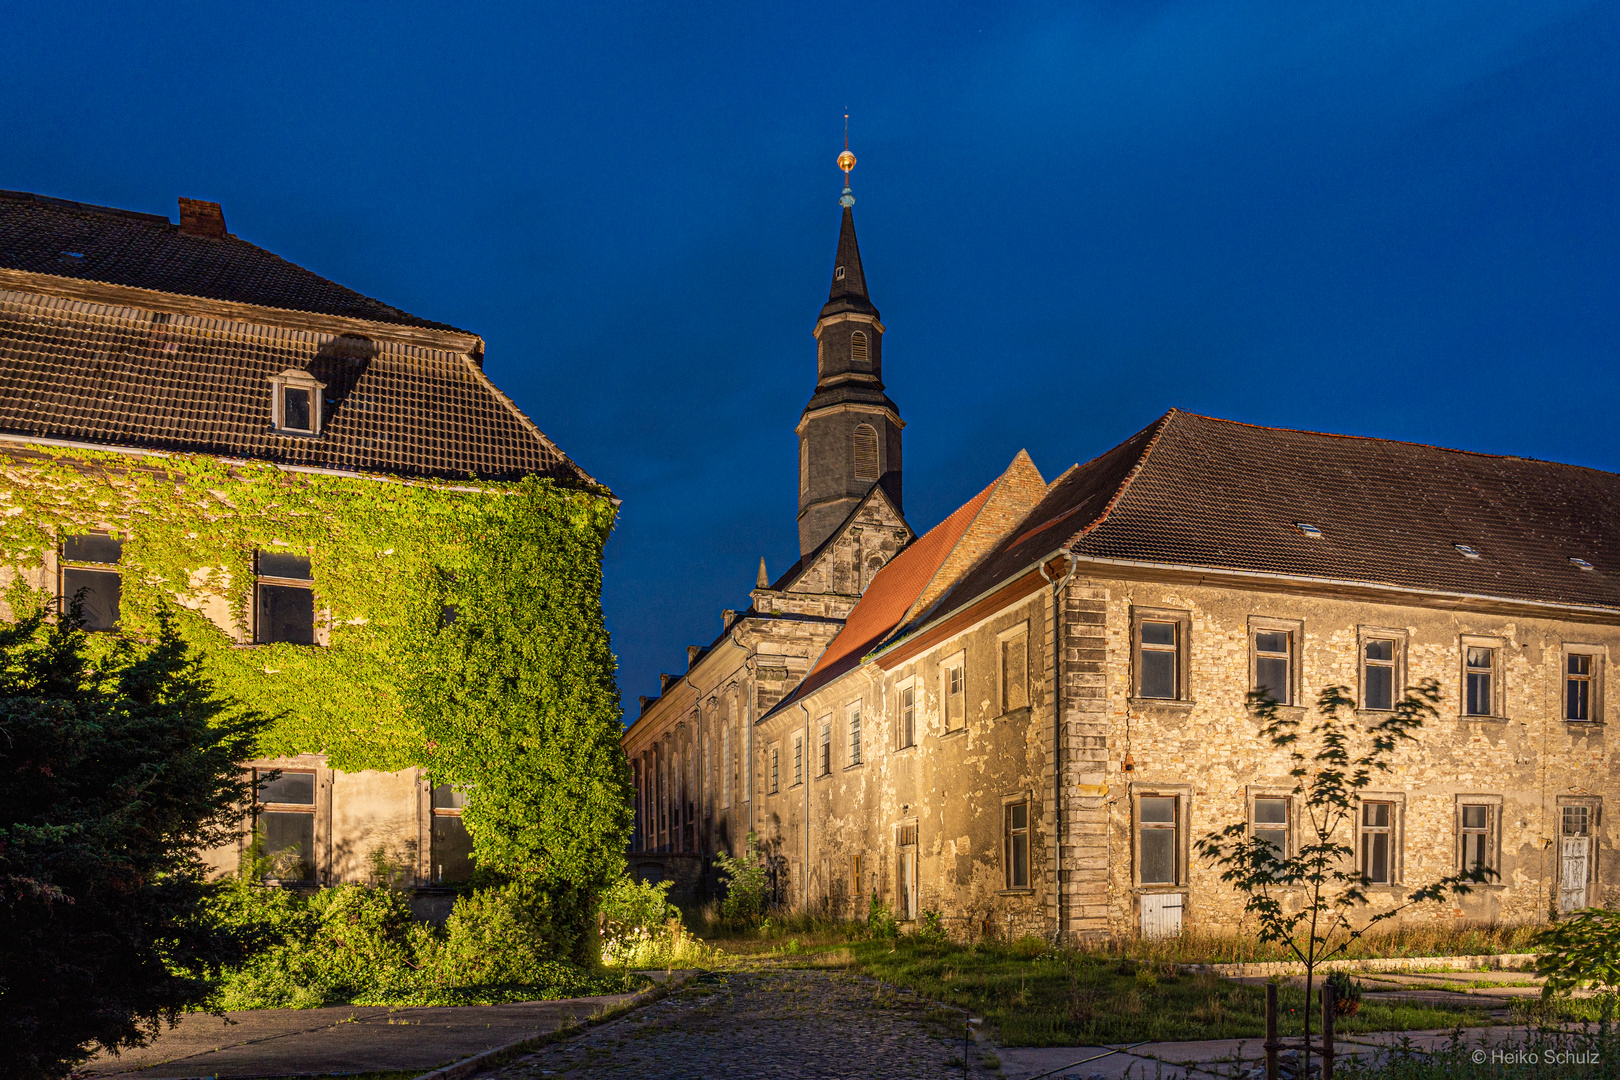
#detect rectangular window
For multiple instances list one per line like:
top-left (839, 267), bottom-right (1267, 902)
top-left (431, 783), bottom-right (473, 884)
top-left (793, 736), bottom-right (803, 786)
top-left (283, 386), bottom-right (312, 431)
top-left (1465, 647), bottom-right (1495, 717)
top-left (1004, 800), bottom-right (1030, 889)
top-left (851, 853), bottom-right (863, 904)
top-left (256, 768), bottom-right (316, 883)
top-left (1139, 620), bottom-right (1179, 699)
top-left (899, 684), bottom-right (917, 748)
top-left (1138, 795), bottom-right (1179, 885)
top-left (1000, 628), bottom-right (1029, 712)
top-left (943, 655), bottom-right (965, 731)
top-left (1252, 796), bottom-right (1289, 857)
top-left (769, 745), bottom-right (779, 794)
top-left (721, 724), bottom-right (731, 808)
top-left (1253, 629), bottom-right (1292, 704)
top-left (819, 721), bottom-right (832, 775)
top-left (256, 551), bottom-right (315, 645)
top-left (1460, 804), bottom-right (1491, 873)
top-left (1567, 653), bottom-right (1596, 722)
top-left (1363, 639), bottom-right (1396, 711)
top-left (60, 533), bottom-right (123, 632)
top-left (1361, 801), bottom-right (1394, 884)
top-left (848, 704), bottom-right (862, 766)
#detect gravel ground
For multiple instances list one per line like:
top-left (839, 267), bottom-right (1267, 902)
top-left (485, 969), bottom-right (998, 1080)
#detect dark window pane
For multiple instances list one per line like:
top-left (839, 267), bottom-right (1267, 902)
top-left (258, 551), bottom-right (312, 580)
top-left (1254, 798), bottom-right (1288, 825)
top-left (1569, 654), bottom-right (1592, 676)
top-left (1256, 827), bottom-right (1287, 854)
top-left (258, 583), bottom-right (314, 644)
top-left (260, 811), bottom-right (315, 882)
top-left (1010, 833), bottom-right (1029, 887)
top-left (1140, 796), bottom-right (1177, 823)
top-left (432, 815), bottom-right (475, 883)
top-left (1256, 656), bottom-right (1289, 702)
top-left (63, 534), bottom-right (122, 564)
top-left (1466, 671), bottom-right (1492, 716)
top-left (1364, 639), bottom-right (1393, 662)
top-left (1363, 802), bottom-right (1391, 828)
top-left (1466, 647), bottom-right (1493, 670)
top-left (1140, 830), bottom-right (1176, 884)
top-left (1255, 631), bottom-right (1289, 654)
top-left (1141, 621), bottom-right (1176, 647)
top-left (1568, 678), bottom-right (1590, 720)
top-left (1010, 803), bottom-right (1027, 831)
top-left (1140, 650), bottom-right (1176, 699)
top-left (1462, 805), bottom-right (1487, 830)
top-left (283, 386), bottom-right (311, 430)
top-left (62, 567), bottom-right (119, 631)
top-left (258, 770), bottom-right (316, 805)
top-left (1365, 665), bottom-right (1393, 711)
top-left (432, 784), bottom-right (467, 810)
top-left (1464, 833), bottom-right (1486, 869)
top-left (1364, 832), bottom-right (1389, 884)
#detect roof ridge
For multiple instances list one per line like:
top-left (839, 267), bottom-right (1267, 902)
top-left (1003, 411), bottom-right (1173, 552)
top-left (1176, 409), bottom-right (1620, 477)
top-left (1064, 409), bottom-right (1178, 546)
top-left (901, 461), bottom-right (1026, 623)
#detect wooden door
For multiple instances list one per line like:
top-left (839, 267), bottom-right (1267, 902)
top-left (1561, 836), bottom-right (1590, 913)
top-left (1141, 892), bottom-right (1183, 938)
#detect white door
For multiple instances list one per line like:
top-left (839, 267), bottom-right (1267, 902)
top-left (1561, 837), bottom-right (1590, 913)
top-left (1141, 892), bottom-right (1183, 938)
top-left (899, 851), bottom-right (917, 920)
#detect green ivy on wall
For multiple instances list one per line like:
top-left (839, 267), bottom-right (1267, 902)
top-left (0, 445), bottom-right (632, 887)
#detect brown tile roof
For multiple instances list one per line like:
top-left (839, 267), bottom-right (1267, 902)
top-left (0, 191), bottom-right (597, 486)
top-left (0, 190), bottom-right (460, 332)
top-left (928, 410), bottom-right (1620, 619)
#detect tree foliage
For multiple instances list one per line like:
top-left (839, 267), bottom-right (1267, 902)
top-left (715, 831), bottom-right (771, 921)
top-left (1196, 681), bottom-right (1488, 1074)
top-left (0, 592), bottom-right (266, 1080)
top-left (1535, 906), bottom-right (1620, 998)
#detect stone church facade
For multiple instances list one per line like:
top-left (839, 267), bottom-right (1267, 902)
top-left (627, 181), bottom-right (1620, 940)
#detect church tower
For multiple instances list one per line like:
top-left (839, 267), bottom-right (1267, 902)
top-left (796, 143), bottom-right (904, 558)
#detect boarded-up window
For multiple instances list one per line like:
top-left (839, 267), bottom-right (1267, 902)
top-left (431, 784), bottom-right (474, 884)
top-left (853, 424), bottom-right (879, 481)
top-left (1001, 629), bottom-right (1029, 712)
top-left (850, 330), bottom-right (869, 363)
top-left (942, 656), bottom-right (965, 731)
top-left (800, 438), bottom-right (809, 494)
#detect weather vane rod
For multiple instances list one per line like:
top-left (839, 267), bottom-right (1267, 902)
top-left (838, 112), bottom-right (856, 208)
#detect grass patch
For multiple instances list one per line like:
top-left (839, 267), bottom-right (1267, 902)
top-left (842, 938), bottom-right (1492, 1046)
top-left (1114, 924), bottom-right (1541, 966)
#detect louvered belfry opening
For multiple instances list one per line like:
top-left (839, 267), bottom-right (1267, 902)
top-left (850, 330), bottom-right (869, 363)
top-left (853, 423), bottom-right (879, 481)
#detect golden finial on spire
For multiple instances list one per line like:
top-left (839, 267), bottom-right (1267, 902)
top-left (838, 113), bottom-right (856, 207)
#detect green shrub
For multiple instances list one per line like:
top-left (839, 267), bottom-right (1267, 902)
top-left (714, 832), bottom-right (770, 922)
top-left (866, 893), bottom-right (900, 942)
top-left (1535, 906), bottom-right (1620, 997)
top-left (1326, 970), bottom-right (1364, 1017)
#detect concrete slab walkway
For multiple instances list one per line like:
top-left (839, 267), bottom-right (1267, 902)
top-left (80, 973), bottom-right (679, 1079)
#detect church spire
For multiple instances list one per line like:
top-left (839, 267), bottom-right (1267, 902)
top-left (795, 130), bottom-right (904, 558)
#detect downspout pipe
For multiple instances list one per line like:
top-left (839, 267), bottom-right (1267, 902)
top-left (1039, 552), bottom-right (1078, 944)
top-left (800, 702), bottom-right (812, 912)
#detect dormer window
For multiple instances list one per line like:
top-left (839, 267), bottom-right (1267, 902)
top-left (268, 368), bottom-right (326, 436)
top-left (834, 266), bottom-right (846, 280)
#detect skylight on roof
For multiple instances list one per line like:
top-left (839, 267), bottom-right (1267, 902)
top-left (1571, 557), bottom-right (1596, 571)
top-left (57, 251), bottom-right (84, 266)
top-left (1455, 543), bottom-right (1482, 559)
top-left (1294, 522), bottom-right (1323, 539)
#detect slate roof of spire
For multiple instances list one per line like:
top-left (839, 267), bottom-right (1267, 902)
top-left (819, 206), bottom-right (879, 321)
top-left (0, 190), bottom-right (598, 487)
top-left (921, 410), bottom-right (1620, 621)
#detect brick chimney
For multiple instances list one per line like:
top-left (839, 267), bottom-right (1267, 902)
top-left (178, 198), bottom-right (227, 239)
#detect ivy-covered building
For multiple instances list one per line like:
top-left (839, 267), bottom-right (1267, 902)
top-left (0, 189), bottom-right (620, 894)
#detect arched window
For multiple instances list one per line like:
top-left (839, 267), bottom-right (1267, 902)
top-left (800, 438), bottom-right (810, 494)
top-left (853, 424), bottom-right (879, 481)
top-left (850, 331), bottom-right (869, 364)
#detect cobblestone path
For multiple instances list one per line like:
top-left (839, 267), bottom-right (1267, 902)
top-left (487, 968), bottom-right (997, 1080)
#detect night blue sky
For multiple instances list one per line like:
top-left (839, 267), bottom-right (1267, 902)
top-left (5, 2), bottom-right (1617, 709)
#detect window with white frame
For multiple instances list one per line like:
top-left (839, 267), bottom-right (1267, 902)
top-left (897, 680), bottom-right (917, 748)
top-left (1360, 800), bottom-right (1397, 884)
top-left (1000, 624), bottom-right (1029, 713)
top-left (847, 702), bottom-right (862, 766)
top-left (942, 653), bottom-right (966, 731)
top-left (1251, 795), bottom-right (1290, 858)
top-left (60, 533), bottom-right (123, 631)
top-left (268, 367), bottom-right (326, 436)
top-left (1137, 794), bottom-right (1181, 886)
top-left (1463, 642), bottom-right (1500, 717)
top-left (1458, 799), bottom-right (1498, 876)
top-left (1004, 799), bottom-right (1030, 889)
top-left (1565, 647), bottom-right (1602, 722)
top-left (1252, 627), bottom-right (1295, 705)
